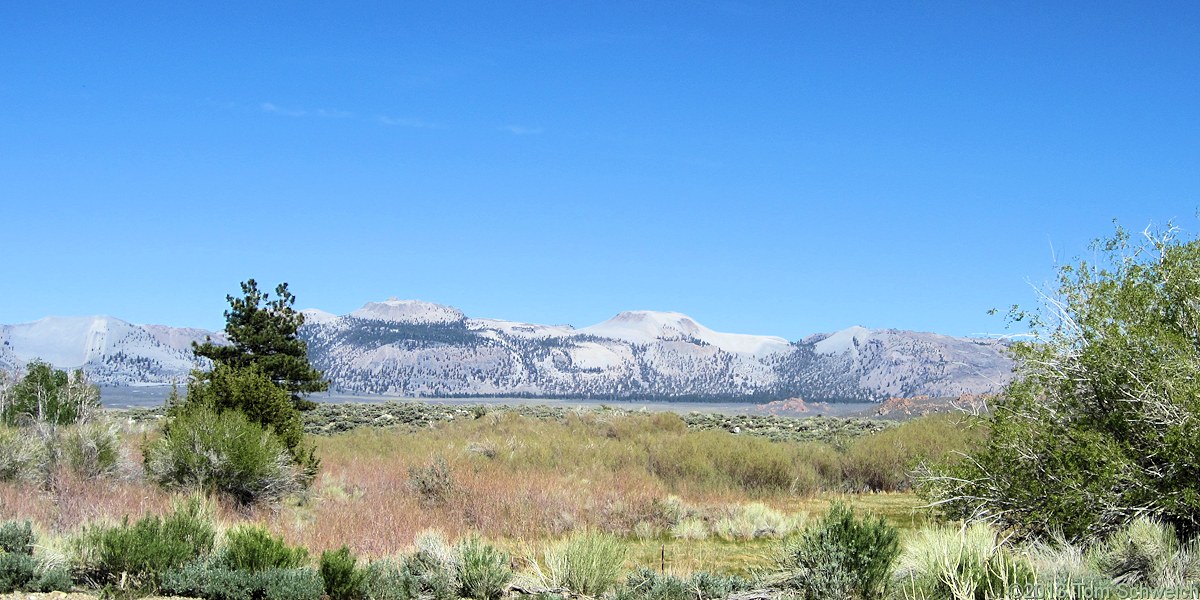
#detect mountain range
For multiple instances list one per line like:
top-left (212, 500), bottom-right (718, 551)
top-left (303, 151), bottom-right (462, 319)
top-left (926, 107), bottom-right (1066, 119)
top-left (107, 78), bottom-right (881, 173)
top-left (0, 299), bottom-right (1014, 402)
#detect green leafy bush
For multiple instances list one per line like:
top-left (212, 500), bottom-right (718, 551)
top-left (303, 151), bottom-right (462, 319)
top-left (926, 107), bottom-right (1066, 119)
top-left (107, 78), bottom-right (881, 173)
top-left (894, 522), bottom-right (1033, 600)
top-left (143, 403), bottom-right (302, 505)
top-left (542, 530), bottom-right (626, 597)
top-left (361, 559), bottom-right (418, 600)
top-left (927, 226), bottom-right (1200, 541)
top-left (161, 562), bottom-right (324, 600)
top-left (0, 552), bottom-right (36, 593)
top-left (779, 502), bottom-right (899, 599)
top-left (219, 525), bottom-right (309, 572)
top-left (2, 361), bottom-right (100, 426)
top-left (75, 496), bottom-right (216, 590)
top-left (182, 363), bottom-right (318, 475)
top-left (0, 520), bottom-right (34, 554)
top-left (456, 536), bottom-right (511, 600)
top-left (320, 546), bottom-right (365, 600)
top-left (618, 568), bottom-right (751, 600)
top-left (31, 565), bottom-right (74, 593)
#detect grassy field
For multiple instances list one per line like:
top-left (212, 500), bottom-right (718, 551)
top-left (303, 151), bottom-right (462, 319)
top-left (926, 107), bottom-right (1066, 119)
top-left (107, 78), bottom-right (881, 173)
top-left (1, 403), bottom-right (965, 576)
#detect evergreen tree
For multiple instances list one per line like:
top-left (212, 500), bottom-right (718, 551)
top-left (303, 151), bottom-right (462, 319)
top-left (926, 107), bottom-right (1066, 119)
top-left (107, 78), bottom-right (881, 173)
top-left (193, 279), bottom-right (328, 410)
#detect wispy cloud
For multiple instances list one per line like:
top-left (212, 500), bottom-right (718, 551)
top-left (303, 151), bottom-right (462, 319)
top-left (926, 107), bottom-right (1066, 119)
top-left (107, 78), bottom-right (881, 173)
top-left (261, 102), bottom-right (353, 118)
top-left (377, 115), bottom-right (438, 128)
top-left (503, 125), bottom-right (544, 135)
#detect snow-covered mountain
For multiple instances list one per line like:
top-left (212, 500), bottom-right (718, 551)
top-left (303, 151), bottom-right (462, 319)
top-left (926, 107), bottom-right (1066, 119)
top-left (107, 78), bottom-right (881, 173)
top-left (0, 300), bottom-right (1014, 401)
top-left (0, 316), bottom-right (213, 385)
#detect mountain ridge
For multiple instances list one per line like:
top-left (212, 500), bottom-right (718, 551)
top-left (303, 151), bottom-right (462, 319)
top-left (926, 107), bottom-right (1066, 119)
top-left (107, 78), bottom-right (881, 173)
top-left (0, 300), bottom-right (1014, 401)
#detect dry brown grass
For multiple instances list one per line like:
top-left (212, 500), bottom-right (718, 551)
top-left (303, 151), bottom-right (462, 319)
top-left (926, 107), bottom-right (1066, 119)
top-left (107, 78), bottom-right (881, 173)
top-left (0, 408), bottom-right (953, 574)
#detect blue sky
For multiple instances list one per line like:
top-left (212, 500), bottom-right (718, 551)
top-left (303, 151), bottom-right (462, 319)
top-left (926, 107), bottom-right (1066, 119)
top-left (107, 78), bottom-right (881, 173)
top-left (2, 2), bottom-right (1197, 340)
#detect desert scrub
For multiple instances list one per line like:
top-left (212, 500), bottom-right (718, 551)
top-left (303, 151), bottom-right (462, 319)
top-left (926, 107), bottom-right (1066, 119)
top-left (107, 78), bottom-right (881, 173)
top-left (219, 525), bottom-right (310, 572)
top-left (160, 562), bottom-right (325, 600)
top-left (893, 522), bottom-right (1033, 600)
top-left (408, 455), bottom-right (457, 507)
top-left (778, 502), bottom-right (899, 600)
top-left (618, 568), bottom-right (752, 600)
top-left (143, 403), bottom-right (303, 505)
top-left (73, 495), bottom-right (216, 591)
top-left (0, 520), bottom-right (34, 554)
top-left (62, 419), bottom-right (121, 478)
top-left (0, 426), bottom-right (47, 482)
top-left (712, 502), bottom-right (799, 541)
top-left (320, 546), bottom-right (365, 600)
top-left (456, 535), bottom-right (512, 600)
top-left (404, 530), bottom-right (459, 600)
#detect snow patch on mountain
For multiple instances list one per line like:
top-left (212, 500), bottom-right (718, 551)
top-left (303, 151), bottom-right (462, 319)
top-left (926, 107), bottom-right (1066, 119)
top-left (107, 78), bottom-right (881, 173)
top-left (812, 325), bottom-right (874, 355)
top-left (349, 299), bottom-right (465, 324)
top-left (300, 308), bottom-right (338, 325)
top-left (580, 311), bottom-right (791, 356)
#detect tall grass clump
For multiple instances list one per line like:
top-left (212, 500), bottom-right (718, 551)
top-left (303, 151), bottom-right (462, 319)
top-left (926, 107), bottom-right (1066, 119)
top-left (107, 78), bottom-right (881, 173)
top-left (456, 535), bottom-right (512, 600)
top-left (1096, 516), bottom-right (1200, 588)
top-left (894, 522), bottom-right (1033, 600)
top-left (712, 502), bottom-right (798, 541)
top-left (541, 530), bottom-right (627, 597)
top-left (778, 502), bottom-right (899, 600)
top-left (74, 495), bottom-right (216, 591)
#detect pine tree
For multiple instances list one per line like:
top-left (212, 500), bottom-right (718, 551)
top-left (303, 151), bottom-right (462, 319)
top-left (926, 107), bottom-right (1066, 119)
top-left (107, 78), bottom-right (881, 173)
top-left (193, 279), bottom-right (328, 410)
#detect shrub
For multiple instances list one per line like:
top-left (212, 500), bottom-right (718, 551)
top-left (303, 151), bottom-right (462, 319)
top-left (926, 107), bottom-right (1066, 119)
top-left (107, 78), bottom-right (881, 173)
top-left (0, 552), bottom-right (36, 593)
top-left (182, 363), bottom-right (318, 476)
top-left (619, 569), bottom-right (751, 600)
top-left (894, 522), bottom-right (1033, 600)
top-left (31, 565), bottom-right (74, 593)
top-left (361, 559), bottom-right (418, 600)
top-left (456, 536), bottom-right (511, 600)
top-left (542, 530), bottom-right (626, 597)
top-left (670, 517), bottom-right (708, 541)
top-left (0, 426), bottom-right (45, 482)
top-left (220, 525), bottom-right (309, 572)
top-left (320, 546), bottom-right (365, 600)
top-left (404, 531), bottom-right (458, 600)
top-left (144, 403), bottom-right (302, 505)
top-left (75, 496), bottom-right (216, 590)
top-left (618, 568), bottom-right (689, 600)
top-left (927, 226), bottom-right (1200, 541)
top-left (842, 414), bottom-right (979, 492)
top-left (407, 455), bottom-right (456, 507)
top-left (63, 420), bottom-right (120, 477)
top-left (779, 502), bottom-right (899, 599)
top-left (161, 562), bottom-right (324, 600)
top-left (0, 520), bottom-right (34, 554)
